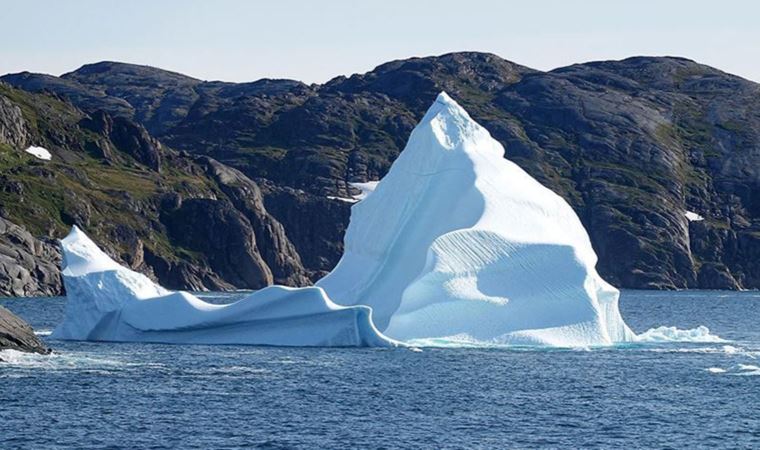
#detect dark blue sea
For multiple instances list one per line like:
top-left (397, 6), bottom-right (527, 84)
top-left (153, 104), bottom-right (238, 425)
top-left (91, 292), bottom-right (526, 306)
top-left (1, 290), bottom-right (759, 449)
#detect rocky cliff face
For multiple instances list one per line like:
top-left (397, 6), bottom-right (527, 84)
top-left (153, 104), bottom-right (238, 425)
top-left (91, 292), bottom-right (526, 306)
top-left (198, 157), bottom-right (311, 285)
top-left (0, 218), bottom-right (61, 296)
top-left (2, 53), bottom-right (759, 291)
top-left (0, 94), bottom-right (30, 149)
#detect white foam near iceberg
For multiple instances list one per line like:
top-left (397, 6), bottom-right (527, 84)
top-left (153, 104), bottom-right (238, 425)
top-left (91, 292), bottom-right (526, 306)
top-left (635, 325), bottom-right (724, 343)
top-left (52, 92), bottom-right (718, 348)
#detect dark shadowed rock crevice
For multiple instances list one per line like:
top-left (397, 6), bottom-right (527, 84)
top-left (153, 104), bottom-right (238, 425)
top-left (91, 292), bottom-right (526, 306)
top-left (197, 157), bottom-right (310, 286)
top-left (161, 198), bottom-right (273, 289)
top-left (259, 181), bottom-right (352, 281)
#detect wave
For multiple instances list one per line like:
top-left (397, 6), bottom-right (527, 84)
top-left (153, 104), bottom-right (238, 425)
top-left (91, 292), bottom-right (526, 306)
top-left (0, 349), bottom-right (62, 368)
top-left (706, 364), bottom-right (760, 376)
top-left (404, 325), bottom-right (726, 349)
top-left (0, 349), bottom-right (140, 372)
top-left (736, 364), bottom-right (760, 375)
top-left (405, 334), bottom-right (499, 349)
top-left (635, 325), bottom-right (725, 343)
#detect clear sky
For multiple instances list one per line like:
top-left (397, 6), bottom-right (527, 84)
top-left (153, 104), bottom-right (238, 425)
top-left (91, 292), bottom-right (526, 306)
top-left (1, 0), bottom-right (758, 84)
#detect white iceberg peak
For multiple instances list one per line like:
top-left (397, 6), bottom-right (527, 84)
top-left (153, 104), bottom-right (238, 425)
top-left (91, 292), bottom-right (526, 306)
top-left (428, 91), bottom-right (473, 122)
top-left (435, 90), bottom-right (455, 104)
top-left (60, 226), bottom-right (122, 277)
top-left (428, 91), bottom-right (467, 118)
top-left (415, 91), bottom-right (489, 153)
top-left (319, 92), bottom-right (635, 346)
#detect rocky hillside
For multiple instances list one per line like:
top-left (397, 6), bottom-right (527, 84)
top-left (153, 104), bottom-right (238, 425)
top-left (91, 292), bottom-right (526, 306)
top-left (0, 82), bottom-right (309, 295)
top-left (2, 52), bottom-right (760, 291)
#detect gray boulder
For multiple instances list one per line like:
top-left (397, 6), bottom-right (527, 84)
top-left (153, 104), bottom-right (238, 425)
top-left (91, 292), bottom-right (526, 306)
top-left (0, 305), bottom-right (50, 356)
top-left (0, 217), bottom-right (61, 297)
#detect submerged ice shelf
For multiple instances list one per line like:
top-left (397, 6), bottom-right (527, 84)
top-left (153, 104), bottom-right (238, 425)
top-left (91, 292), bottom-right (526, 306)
top-left (52, 92), bottom-right (716, 348)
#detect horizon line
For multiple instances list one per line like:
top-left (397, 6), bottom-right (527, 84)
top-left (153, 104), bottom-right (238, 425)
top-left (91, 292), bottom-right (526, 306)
top-left (3, 51), bottom-right (755, 86)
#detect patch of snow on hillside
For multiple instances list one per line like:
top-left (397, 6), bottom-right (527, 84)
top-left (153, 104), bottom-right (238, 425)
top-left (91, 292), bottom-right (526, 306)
top-left (685, 211), bottom-right (704, 222)
top-left (326, 181), bottom-right (379, 203)
top-left (349, 181), bottom-right (379, 201)
top-left (326, 195), bottom-right (358, 203)
top-left (24, 146), bottom-right (51, 160)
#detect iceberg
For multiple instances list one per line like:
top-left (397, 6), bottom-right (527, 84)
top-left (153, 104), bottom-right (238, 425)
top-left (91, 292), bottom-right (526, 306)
top-left (52, 227), bottom-right (393, 347)
top-left (317, 92), bottom-right (635, 347)
top-left (53, 92), bottom-right (638, 348)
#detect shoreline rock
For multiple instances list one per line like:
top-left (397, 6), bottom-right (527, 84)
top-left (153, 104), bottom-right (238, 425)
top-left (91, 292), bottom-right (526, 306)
top-left (0, 305), bottom-right (50, 357)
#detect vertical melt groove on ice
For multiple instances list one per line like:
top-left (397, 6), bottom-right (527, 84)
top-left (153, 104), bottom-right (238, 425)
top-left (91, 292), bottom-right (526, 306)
top-left (57, 91), bottom-right (722, 348)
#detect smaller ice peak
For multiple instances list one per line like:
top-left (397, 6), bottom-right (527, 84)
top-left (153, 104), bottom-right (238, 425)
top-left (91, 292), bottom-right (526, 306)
top-left (24, 145), bottom-right (52, 160)
top-left (54, 226), bottom-right (395, 347)
top-left (60, 226), bottom-right (122, 277)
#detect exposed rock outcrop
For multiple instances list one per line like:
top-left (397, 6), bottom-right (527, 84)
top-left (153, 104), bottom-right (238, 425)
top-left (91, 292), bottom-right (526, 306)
top-left (199, 157), bottom-right (310, 286)
top-left (162, 198), bottom-right (273, 289)
top-left (80, 110), bottom-right (162, 171)
top-left (0, 92), bottom-right (29, 148)
top-left (0, 218), bottom-right (61, 297)
top-left (260, 182), bottom-right (351, 280)
top-left (0, 305), bottom-right (50, 355)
